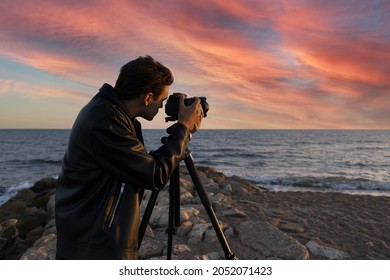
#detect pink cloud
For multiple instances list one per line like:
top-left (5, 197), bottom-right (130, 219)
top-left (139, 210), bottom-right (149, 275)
top-left (0, 0), bottom-right (389, 128)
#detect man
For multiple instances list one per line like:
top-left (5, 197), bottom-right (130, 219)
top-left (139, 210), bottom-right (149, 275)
top-left (55, 56), bottom-right (203, 259)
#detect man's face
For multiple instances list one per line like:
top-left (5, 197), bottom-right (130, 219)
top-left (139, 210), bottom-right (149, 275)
top-left (142, 85), bottom-right (169, 121)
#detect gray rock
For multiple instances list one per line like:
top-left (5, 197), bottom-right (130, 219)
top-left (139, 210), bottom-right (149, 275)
top-left (17, 207), bottom-right (47, 236)
top-left (224, 227), bottom-right (234, 238)
top-left (181, 207), bottom-right (200, 221)
top-left (180, 191), bottom-right (194, 203)
top-left (144, 224), bottom-right (155, 238)
top-left (0, 219), bottom-right (19, 258)
top-left (139, 236), bottom-right (165, 259)
top-left (199, 251), bottom-right (224, 260)
top-left (220, 183), bottom-right (233, 193)
top-left (46, 194), bottom-right (55, 222)
top-left (148, 206), bottom-right (168, 228)
top-left (30, 177), bottom-right (57, 193)
top-left (204, 228), bottom-right (218, 243)
top-left (236, 221), bottom-right (309, 260)
top-left (0, 219), bottom-right (18, 241)
top-left (0, 189), bottom-right (34, 222)
top-left (212, 192), bottom-right (232, 204)
top-left (20, 233), bottom-right (57, 260)
top-left (43, 219), bottom-right (57, 235)
top-left (305, 240), bottom-right (351, 259)
top-left (177, 221), bottom-right (193, 237)
top-left (187, 223), bottom-right (209, 244)
top-left (173, 244), bottom-right (191, 254)
top-left (214, 203), bottom-right (247, 218)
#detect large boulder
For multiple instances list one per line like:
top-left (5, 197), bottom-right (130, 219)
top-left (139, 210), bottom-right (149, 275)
top-left (236, 221), bottom-right (310, 260)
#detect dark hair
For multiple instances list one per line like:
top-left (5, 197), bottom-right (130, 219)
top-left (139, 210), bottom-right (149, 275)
top-left (114, 55), bottom-right (174, 100)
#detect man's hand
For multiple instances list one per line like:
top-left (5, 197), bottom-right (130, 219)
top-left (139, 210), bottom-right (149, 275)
top-left (177, 94), bottom-right (203, 134)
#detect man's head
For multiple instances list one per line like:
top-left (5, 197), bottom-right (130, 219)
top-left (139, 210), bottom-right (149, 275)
top-left (115, 56), bottom-right (173, 121)
top-left (115, 55), bottom-right (173, 101)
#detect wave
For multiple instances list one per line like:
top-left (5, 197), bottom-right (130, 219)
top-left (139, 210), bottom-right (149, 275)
top-left (28, 159), bottom-right (62, 164)
top-left (253, 175), bottom-right (390, 192)
top-left (0, 181), bottom-right (32, 205)
top-left (6, 158), bottom-right (62, 165)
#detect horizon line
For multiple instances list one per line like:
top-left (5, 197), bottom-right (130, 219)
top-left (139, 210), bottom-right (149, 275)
top-left (1, 128), bottom-right (390, 131)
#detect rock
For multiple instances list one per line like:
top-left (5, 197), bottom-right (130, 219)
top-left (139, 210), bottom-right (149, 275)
top-left (199, 251), bottom-right (224, 260)
top-left (224, 227), bottom-right (234, 238)
top-left (0, 189), bottom-right (34, 222)
top-left (204, 228), bottom-right (218, 243)
top-left (305, 240), bottom-right (351, 259)
top-left (46, 194), bottom-right (56, 222)
top-left (196, 166), bottom-right (226, 185)
top-left (25, 226), bottom-right (44, 243)
top-left (212, 193), bottom-right (232, 204)
top-left (20, 233), bottom-right (57, 260)
top-left (148, 206), bottom-right (200, 228)
top-left (236, 221), bottom-right (309, 260)
top-left (177, 221), bottom-right (193, 237)
top-left (173, 244), bottom-right (191, 254)
top-left (143, 224), bottom-right (154, 238)
top-left (43, 219), bottom-right (57, 236)
top-left (180, 178), bottom-right (194, 193)
top-left (220, 183), bottom-right (233, 193)
top-left (139, 236), bottom-right (165, 259)
top-left (155, 191), bottom-right (169, 206)
top-left (279, 221), bottom-right (305, 233)
top-left (181, 207), bottom-right (200, 221)
top-left (16, 207), bottom-right (47, 236)
top-left (180, 191), bottom-right (194, 203)
top-left (148, 206), bottom-right (167, 228)
top-left (0, 219), bottom-right (19, 258)
top-left (187, 223), bottom-right (210, 244)
top-left (222, 175), bottom-right (261, 196)
top-left (30, 177), bottom-right (57, 193)
top-left (214, 203), bottom-right (247, 218)
top-left (28, 178), bottom-right (56, 210)
top-left (0, 219), bottom-right (18, 241)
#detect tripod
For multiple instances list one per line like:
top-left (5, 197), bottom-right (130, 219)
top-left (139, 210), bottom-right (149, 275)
top-left (138, 138), bottom-right (236, 260)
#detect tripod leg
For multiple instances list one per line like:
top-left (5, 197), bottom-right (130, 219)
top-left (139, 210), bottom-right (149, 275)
top-left (167, 165), bottom-right (180, 259)
top-left (138, 190), bottom-right (159, 248)
top-left (184, 151), bottom-right (237, 260)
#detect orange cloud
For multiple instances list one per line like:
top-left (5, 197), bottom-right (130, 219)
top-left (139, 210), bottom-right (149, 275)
top-left (0, 0), bottom-right (389, 129)
top-left (0, 79), bottom-right (90, 104)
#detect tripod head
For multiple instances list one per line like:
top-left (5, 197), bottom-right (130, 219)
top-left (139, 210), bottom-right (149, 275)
top-left (160, 123), bottom-right (176, 139)
top-left (160, 123), bottom-right (181, 144)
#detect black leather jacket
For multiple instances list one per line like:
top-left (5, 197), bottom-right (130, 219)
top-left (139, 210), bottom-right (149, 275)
top-left (55, 84), bottom-right (191, 259)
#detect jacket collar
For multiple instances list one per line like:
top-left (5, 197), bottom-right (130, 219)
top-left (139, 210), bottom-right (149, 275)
top-left (97, 83), bottom-right (144, 143)
top-left (98, 83), bottom-right (128, 114)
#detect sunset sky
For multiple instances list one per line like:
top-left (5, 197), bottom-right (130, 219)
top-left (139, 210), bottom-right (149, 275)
top-left (0, 0), bottom-right (389, 129)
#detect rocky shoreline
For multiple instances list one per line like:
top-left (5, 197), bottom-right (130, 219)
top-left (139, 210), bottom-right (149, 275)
top-left (1, 166), bottom-right (389, 260)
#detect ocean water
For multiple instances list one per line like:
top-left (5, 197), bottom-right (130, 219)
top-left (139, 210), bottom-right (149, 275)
top-left (1, 129), bottom-right (390, 205)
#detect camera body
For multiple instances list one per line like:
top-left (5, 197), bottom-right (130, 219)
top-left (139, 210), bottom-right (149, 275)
top-left (165, 93), bottom-right (209, 122)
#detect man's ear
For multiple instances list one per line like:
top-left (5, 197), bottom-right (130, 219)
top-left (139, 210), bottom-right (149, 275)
top-left (143, 92), bottom-right (154, 106)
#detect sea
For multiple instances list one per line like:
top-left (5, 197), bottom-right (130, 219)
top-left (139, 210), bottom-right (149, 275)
top-left (1, 129), bottom-right (390, 205)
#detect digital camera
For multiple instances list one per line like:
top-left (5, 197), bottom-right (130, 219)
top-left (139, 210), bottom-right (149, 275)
top-left (165, 93), bottom-right (209, 122)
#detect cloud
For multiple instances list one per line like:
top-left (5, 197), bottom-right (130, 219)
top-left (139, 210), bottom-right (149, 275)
top-left (270, 0), bottom-right (390, 128)
top-left (0, 0), bottom-right (389, 128)
top-left (0, 79), bottom-right (90, 105)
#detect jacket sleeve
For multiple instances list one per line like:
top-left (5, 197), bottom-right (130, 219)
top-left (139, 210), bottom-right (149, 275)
top-left (91, 114), bottom-right (191, 191)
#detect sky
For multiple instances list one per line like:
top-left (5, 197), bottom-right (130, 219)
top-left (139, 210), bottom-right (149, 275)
top-left (0, 0), bottom-right (389, 129)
